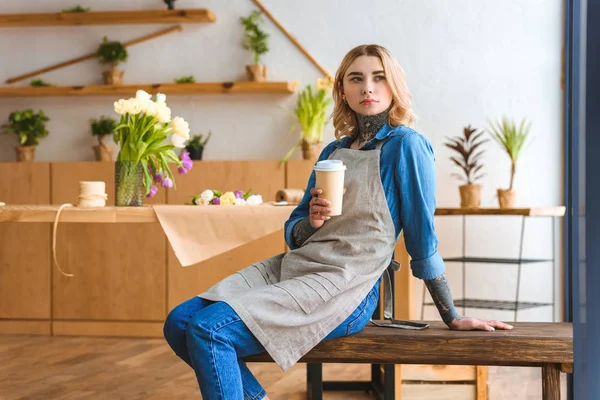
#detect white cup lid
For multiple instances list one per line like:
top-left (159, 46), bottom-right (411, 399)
top-left (314, 160), bottom-right (346, 172)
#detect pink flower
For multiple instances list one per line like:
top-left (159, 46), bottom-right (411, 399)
top-left (178, 151), bottom-right (193, 173)
top-left (153, 171), bottom-right (163, 183)
top-left (146, 185), bottom-right (159, 198)
top-left (161, 177), bottom-right (173, 188)
top-left (234, 190), bottom-right (243, 199)
top-left (211, 197), bottom-right (220, 205)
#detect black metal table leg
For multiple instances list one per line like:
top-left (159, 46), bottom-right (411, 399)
top-left (307, 363), bottom-right (323, 400)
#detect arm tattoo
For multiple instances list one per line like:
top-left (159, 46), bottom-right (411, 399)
top-left (292, 217), bottom-right (318, 248)
top-left (424, 273), bottom-right (461, 325)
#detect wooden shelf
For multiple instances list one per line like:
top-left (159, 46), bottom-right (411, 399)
top-left (0, 82), bottom-right (296, 97)
top-left (0, 9), bottom-right (216, 27)
top-left (435, 206), bottom-right (566, 217)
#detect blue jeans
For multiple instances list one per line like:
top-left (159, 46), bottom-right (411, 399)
top-left (163, 277), bottom-right (381, 400)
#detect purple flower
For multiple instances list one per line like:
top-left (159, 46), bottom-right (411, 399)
top-left (161, 177), bottom-right (173, 188)
top-left (177, 166), bottom-right (186, 175)
top-left (211, 197), bottom-right (220, 205)
top-left (234, 190), bottom-right (244, 199)
top-left (146, 185), bottom-right (159, 198)
top-left (179, 151), bottom-right (191, 162)
top-left (179, 151), bottom-right (193, 173)
top-left (153, 171), bottom-right (163, 183)
top-left (182, 158), bottom-right (193, 171)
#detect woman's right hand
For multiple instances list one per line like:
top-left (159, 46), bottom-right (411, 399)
top-left (309, 187), bottom-right (331, 229)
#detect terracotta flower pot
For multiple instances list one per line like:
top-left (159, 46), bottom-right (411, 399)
top-left (246, 64), bottom-right (267, 82)
top-left (497, 188), bottom-right (517, 208)
top-left (15, 145), bottom-right (36, 162)
top-left (93, 144), bottom-right (114, 162)
top-left (102, 64), bottom-right (124, 85)
top-left (301, 140), bottom-right (321, 161)
top-left (459, 184), bottom-right (481, 208)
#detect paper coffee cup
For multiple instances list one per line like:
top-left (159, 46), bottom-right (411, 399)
top-left (314, 160), bottom-right (346, 216)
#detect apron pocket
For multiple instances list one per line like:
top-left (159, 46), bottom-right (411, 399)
top-left (274, 272), bottom-right (354, 314)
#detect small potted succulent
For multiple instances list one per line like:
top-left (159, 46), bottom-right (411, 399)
top-left (240, 11), bottom-right (269, 82)
top-left (97, 36), bottom-right (128, 85)
top-left (1, 109), bottom-right (50, 162)
top-left (444, 125), bottom-right (487, 208)
top-left (487, 116), bottom-right (532, 208)
top-left (90, 116), bottom-right (116, 162)
top-left (185, 131), bottom-right (211, 160)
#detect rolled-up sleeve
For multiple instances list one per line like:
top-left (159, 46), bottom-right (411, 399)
top-left (396, 132), bottom-right (445, 280)
top-left (284, 142), bottom-right (337, 250)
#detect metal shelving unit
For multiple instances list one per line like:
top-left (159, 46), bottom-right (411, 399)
top-left (421, 207), bottom-right (565, 322)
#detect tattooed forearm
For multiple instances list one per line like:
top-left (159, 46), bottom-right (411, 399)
top-left (424, 273), bottom-right (461, 325)
top-left (292, 217), bottom-right (318, 248)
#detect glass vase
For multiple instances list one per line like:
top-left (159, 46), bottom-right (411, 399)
top-left (115, 160), bottom-right (144, 207)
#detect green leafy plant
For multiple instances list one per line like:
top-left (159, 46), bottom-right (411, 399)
top-left (30, 79), bottom-right (53, 87)
top-left (90, 116), bottom-right (117, 145)
top-left (444, 125), bottom-right (487, 185)
top-left (487, 116), bottom-right (532, 190)
top-left (174, 75), bottom-right (196, 84)
top-left (62, 5), bottom-right (90, 13)
top-left (97, 36), bottom-right (128, 66)
top-left (281, 79), bottom-right (333, 165)
top-left (186, 132), bottom-right (212, 151)
top-left (240, 11), bottom-right (269, 65)
top-left (163, 0), bottom-right (176, 10)
top-left (1, 109), bottom-right (50, 146)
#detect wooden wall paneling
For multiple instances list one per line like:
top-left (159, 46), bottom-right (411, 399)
top-left (51, 162), bottom-right (167, 325)
top-left (166, 161), bottom-right (286, 310)
top-left (285, 159), bottom-right (314, 190)
top-left (0, 163), bottom-right (51, 330)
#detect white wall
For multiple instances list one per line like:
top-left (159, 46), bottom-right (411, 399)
top-left (0, 0), bottom-right (563, 322)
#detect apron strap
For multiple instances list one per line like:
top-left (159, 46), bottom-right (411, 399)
top-left (369, 259), bottom-right (430, 330)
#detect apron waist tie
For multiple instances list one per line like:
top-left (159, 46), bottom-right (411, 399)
top-left (369, 264), bottom-right (429, 330)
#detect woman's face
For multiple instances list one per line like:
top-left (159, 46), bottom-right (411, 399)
top-left (342, 55), bottom-right (393, 116)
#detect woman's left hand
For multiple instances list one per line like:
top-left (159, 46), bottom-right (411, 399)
top-left (448, 317), bottom-right (513, 332)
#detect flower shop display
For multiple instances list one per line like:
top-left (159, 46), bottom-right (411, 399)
top-left (240, 10), bottom-right (269, 82)
top-left (281, 77), bottom-right (333, 164)
top-left (90, 116), bottom-right (116, 162)
top-left (487, 116), bottom-right (532, 208)
top-left (112, 89), bottom-right (192, 206)
top-left (185, 131), bottom-right (211, 160)
top-left (191, 188), bottom-right (263, 206)
top-left (98, 36), bottom-right (128, 85)
top-left (1, 109), bottom-right (50, 162)
top-left (444, 125), bottom-right (487, 208)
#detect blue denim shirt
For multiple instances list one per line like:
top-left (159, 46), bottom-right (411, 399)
top-left (284, 123), bottom-right (445, 281)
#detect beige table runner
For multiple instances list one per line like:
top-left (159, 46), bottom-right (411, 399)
top-left (153, 204), bottom-right (295, 267)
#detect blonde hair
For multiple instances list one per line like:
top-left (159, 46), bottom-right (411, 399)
top-left (331, 44), bottom-right (415, 140)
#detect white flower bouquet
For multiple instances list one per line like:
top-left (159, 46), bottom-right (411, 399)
top-left (191, 189), bottom-right (263, 206)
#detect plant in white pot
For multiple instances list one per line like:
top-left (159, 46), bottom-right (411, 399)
top-left (1, 109), bottom-right (49, 162)
top-left (240, 11), bottom-right (269, 82)
top-left (97, 36), bottom-right (128, 85)
top-left (487, 116), bottom-right (532, 208)
top-left (444, 125), bottom-right (487, 208)
top-left (90, 116), bottom-right (116, 162)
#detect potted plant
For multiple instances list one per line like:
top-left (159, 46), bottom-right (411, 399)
top-left (61, 5), bottom-right (91, 13)
top-left (174, 75), bottom-right (196, 84)
top-left (281, 78), bottom-right (333, 164)
top-left (1, 109), bottom-right (49, 162)
top-left (163, 0), bottom-right (176, 9)
top-left (97, 36), bottom-right (128, 85)
top-left (185, 131), bottom-right (211, 160)
top-left (240, 11), bottom-right (269, 82)
top-left (487, 116), bottom-right (532, 208)
top-left (444, 125), bottom-right (487, 208)
top-left (90, 116), bottom-right (116, 162)
top-left (30, 79), bottom-right (53, 87)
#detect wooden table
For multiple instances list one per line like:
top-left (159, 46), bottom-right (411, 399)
top-left (0, 204), bottom-right (160, 223)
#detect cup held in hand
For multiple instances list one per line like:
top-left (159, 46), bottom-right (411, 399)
top-left (314, 160), bottom-right (346, 216)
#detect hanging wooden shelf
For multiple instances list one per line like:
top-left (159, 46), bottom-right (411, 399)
top-left (0, 82), bottom-right (296, 97)
top-left (0, 9), bottom-right (216, 27)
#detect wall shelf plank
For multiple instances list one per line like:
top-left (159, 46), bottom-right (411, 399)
top-left (0, 82), bottom-right (296, 97)
top-left (0, 9), bottom-right (216, 27)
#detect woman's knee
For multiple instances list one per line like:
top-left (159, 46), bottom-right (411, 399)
top-left (163, 297), bottom-right (205, 344)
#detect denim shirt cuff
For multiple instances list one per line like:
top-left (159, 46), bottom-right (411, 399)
top-left (284, 217), bottom-right (304, 250)
top-left (410, 250), bottom-right (445, 280)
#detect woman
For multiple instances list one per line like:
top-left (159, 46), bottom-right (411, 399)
top-left (163, 44), bottom-right (513, 400)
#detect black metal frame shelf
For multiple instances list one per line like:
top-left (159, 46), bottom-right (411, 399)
top-left (426, 298), bottom-right (553, 312)
top-left (422, 214), bottom-right (559, 322)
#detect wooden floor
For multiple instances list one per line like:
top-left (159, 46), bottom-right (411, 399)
top-left (0, 335), bottom-right (566, 400)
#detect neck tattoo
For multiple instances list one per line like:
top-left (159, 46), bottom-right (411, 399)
top-left (356, 108), bottom-right (390, 145)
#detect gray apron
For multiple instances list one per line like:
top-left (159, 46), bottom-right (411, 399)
top-left (198, 140), bottom-right (399, 371)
